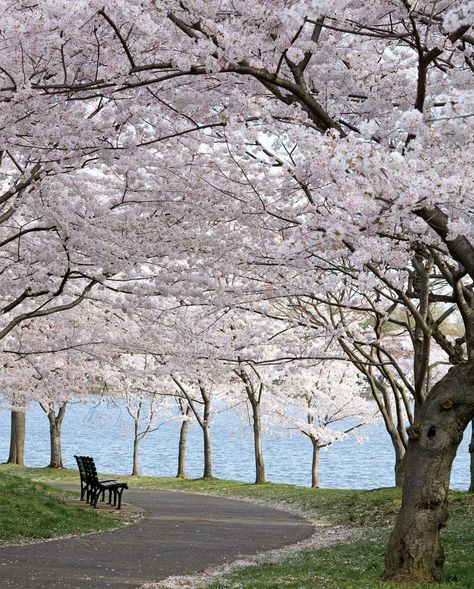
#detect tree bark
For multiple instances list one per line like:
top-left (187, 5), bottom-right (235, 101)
top-left (7, 410), bottom-right (25, 465)
top-left (132, 416), bottom-right (139, 476)
top-left (469, 419), bottom-right (474, 493)
top-left (383, 363), bottom-right (474, 583)
top-left (176, 404), bottom-right (191, 479)
top-left (250, 398), bottom-right (266, 484)
top-left (170, 377), bottom-right (213, 480)
top-left (46, 403), bottom-right (67, 469)
top-left (201, 398), bottom-right (213, 480)
top-left (394, 443), bottom-right (406, 488)
top-left (311, 437), bottom-right (320, 488)
top-left (382, 418), bottom-right (407, 487)
top-left (237, 369), bottom-right (266, 485)
top-left (202, 421), bottom-right (212, 479)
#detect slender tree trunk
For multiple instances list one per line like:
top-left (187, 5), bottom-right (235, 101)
top-left (7, 410), bottom-right (25, 465)
top-left (46, 403), bottom-right (67, 469)
top-left (311, 437), bottom-right (320, 488)
top-left (381, 419), bottom-right (407, 487)
top-left (202, 421), bottom-right (212, 479)
top-left (469, 419), bottom-right (474, 493)
top-left (338, 338), bottom-right (409, 488)
top-left (374, 388), bottom-right (408, 487)
top-left (378, 415), bottom-right (407, 488)
top-left (172, 378), bottom-right (213, 480)
top-left (394, 443), bottom-right (406, 488)
top-left (176, 405), bottom-right (191, 479)
top-left (132, 417), bottom-right (139, 476)
top-left (250, 399), bottom-right (265, 484)
top-left (383, 363), bottom-right (474, 583)
top-left (200, 387), bottom-right (213, 479)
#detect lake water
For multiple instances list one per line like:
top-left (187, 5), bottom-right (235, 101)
top-left (0, 401), bottom-right (471, 490)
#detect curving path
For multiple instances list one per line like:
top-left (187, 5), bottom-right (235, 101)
top-left (0, 489), bottom-right (314, 589)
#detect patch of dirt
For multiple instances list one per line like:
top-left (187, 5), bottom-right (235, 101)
top-left (66, 498), bottom-right (147, 523)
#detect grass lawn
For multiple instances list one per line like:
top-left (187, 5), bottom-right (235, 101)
top-left (0, 468), bottom-right (123, 545)
top-left (1, 464), bottom-right (473, 588)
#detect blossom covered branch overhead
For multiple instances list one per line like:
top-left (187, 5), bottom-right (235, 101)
top-left (0, 2), bottom-right (473, 582)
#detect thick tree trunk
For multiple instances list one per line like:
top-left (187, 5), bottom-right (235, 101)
top-left (311, 438), bottom-right (320, 488)
top-left (48, 421), bottom-right (63, 468)
top-left (250, 400), bottom-right (266, 484)
top-left (46, 403), bottom-right (66, 469)
top-left (469, 419), bottom-right (474, 493)
top-left (176, 405), bottom-right (191, 479)
top-left (383, 363), bottom-right (474, 583)
top-left (7, 410), bottom-right (25, 465)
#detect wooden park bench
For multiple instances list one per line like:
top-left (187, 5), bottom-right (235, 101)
top-left (74, 455), bottom-right (128, 510)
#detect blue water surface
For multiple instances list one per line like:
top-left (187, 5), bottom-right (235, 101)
top-left (0, 401), bottom-right (471, 490)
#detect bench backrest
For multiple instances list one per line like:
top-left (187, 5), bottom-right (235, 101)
top-left (74, 455), bottom-right (87, 482)
top-left (82, 456), bottom-right (100, 485)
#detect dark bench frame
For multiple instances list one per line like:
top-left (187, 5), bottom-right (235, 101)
top-left (74, 455), bottom-right (128, 510)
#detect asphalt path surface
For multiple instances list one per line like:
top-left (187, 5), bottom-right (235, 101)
top-left (0, 489), bottom-right (314, 588)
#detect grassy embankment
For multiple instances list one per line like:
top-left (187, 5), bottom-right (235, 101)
top-left (0, 468), bottom-right (122, 545)
top-left (1, 464), bottom-right (473, 589)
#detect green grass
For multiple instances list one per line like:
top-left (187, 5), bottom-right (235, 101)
top-left (0, 465), bottom-right (402, 528)
top-left (200, 491), bottom-right (474, 589)
top-left (0, 469), bottom-right (122, 545)
top-left (2, 465), bottom-right (474, 588)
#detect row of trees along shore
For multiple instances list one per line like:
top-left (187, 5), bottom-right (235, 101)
top-left (5, 377), bottom-right (474, 488)
top-left (0, 1), bottom-right (473, 583)
top-left (2, 338), bottom-right (377, 486)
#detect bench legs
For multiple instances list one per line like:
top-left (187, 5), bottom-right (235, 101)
top-left (114, 487), bottom-right (125, 510)
top-left (91, 485), bottom-right (126, 510)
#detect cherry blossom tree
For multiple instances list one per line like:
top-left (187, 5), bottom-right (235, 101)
top-left (271, 362), bottom-right (376, 488)
top-left (0, 301), bottom-right (123, 467)
top-left (233, 366), bottom-right (268, 484)
top-left (277, 285), bottom-right (458, 487)
top-left (170, 375), bottom-right (215, 479)
top-left (102, 353), bottom-right (176, 476)
top-left (0, 1), bottom-right (473, 583)
top-left (0, 346), bottom-right (91, 469)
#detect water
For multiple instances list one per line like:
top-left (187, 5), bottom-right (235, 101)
top-left (0, 401), bottom-right (471, 490)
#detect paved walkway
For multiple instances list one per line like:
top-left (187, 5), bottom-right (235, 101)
top-left (0, 489), bottom-right (314, 588)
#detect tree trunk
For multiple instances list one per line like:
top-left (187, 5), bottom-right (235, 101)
top-left (382, 420), bottom-right (407, 487)
top-left (202, 421), bottom-right (212, 479)
top-left (132, 417), bottom-right (139, 476)
top-left (171, 377), bottom-right (213, 480)
top-left (383, 363), bottom-right (474, 583)
top-left (338, 338), bottom-right (410, 489)
top-left (46, 403), bottom-right (67, 469)
top-left (394, 444), bottom-right (406, 488)
top-left (7, 410), bottom-right (25, 465)
top-left (469, 419), bottom-right (474, 493)
top-left (311, 437), bottom-right (320, 488)
top-left (250, 399), bottom-right (266, 484)
top-left (199, 382), bottom-right (212, 479)
top-left (176, 405), bottom-right (191, 479)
